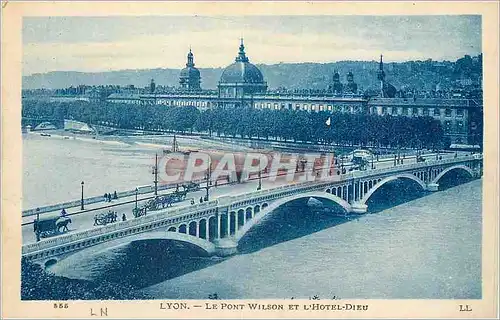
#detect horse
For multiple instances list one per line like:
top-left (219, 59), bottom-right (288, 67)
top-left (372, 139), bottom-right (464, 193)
top-left (56, 217), bottom-right (72, 232)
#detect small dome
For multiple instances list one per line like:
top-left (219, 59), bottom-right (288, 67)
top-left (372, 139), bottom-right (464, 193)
top-left (180, 66), bottom-right (200, 78)
top-left (179, 48), bottom-right (201, 91)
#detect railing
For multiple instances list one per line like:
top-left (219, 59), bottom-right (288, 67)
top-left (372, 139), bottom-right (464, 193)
top-left (23, 183), bottom-right (180, 217)
top-left (347, 155), bottom-right (477, 180)
top-left (22, 199), bottom-right (218, 255)
top-left (22, 155), bottom-right (480, 256)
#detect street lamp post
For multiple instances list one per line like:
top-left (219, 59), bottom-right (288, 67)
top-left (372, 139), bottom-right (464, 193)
top-left (135, 188), bottom-right (138, 210)
top-left (205, 157), bottom-right (212, 201)
top-left (153, 153), bottom-right (158, 196)
top-left (257, 163), bottom-right (262, 191)
top-left (80, 181), bottom-right (84, 210)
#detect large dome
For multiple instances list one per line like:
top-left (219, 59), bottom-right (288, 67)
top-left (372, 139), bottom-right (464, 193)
top-left (220, 61), bottom-right (264, 84)
top-left (219, 40), bottom-right (265, 84)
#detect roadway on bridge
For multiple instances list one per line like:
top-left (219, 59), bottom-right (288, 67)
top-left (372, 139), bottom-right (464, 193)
top-left (22, 151), bottom-right (461, 245)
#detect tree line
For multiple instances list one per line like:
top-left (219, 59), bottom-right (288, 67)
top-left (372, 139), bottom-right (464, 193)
top-left (22, 100), bottom-right (447, 149)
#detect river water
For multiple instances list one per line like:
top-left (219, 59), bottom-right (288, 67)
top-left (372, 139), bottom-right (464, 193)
top-left (25, 133), bottom-right (482, 299)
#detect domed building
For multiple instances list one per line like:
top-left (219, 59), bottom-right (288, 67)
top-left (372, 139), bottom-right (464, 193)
top-left (218, 39), bottom-right (267, 106)
top-left (179, 48), bottom-right (201, 91)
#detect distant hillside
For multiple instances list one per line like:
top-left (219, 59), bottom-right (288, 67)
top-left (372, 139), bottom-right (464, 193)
top-left (23, 55), bottom-right (482, 92)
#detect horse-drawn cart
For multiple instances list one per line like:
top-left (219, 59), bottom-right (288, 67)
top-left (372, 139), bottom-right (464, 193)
top-left (182, 182), bottom-right (200, 192)
top-left (93, 210), bottom-right (118, 226)
top-left (132, 189), bottom-right (189, 218)
top-left (132, 206), bottom-right (147, 218)
top-left (34, 216), bottom-right (72, 239)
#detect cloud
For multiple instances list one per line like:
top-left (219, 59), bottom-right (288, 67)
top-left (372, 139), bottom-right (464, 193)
top-left (22, 16), bottom-right (481, 75)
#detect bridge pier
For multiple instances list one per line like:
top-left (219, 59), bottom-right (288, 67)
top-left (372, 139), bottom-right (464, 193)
top-left (214, 238), bottom-right (238, 257)
top-left (351, 202), bottom-right (368, 214)
top-left (426, 183), bottom-right (439, 192)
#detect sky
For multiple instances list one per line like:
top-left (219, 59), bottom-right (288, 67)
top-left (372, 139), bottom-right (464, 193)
top-left (22, 15), bottom-right (481, 76)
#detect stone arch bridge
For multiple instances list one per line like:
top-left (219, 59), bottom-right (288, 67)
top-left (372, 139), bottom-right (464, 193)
top-left (22, 155), bottom-right (482, 266)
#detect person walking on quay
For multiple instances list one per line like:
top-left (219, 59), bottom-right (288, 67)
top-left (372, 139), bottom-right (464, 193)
top-left (191, 199), bottom-right (195, 205)
top-left (113, 191), bottom-right (118, 199)
top-left (60, 208), bottom-right (67, 217)
top-left (122, 213), bottom-right (127, 221)
top-left (199, 197), bottom-right (203, 203)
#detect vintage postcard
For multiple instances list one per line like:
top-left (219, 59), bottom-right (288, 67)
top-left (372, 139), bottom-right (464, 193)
top-left (1, 1), bottom-right (499, 319)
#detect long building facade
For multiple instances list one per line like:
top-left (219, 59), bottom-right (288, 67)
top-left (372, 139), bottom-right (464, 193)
top-left (105, 40), bottom-right (482, 146)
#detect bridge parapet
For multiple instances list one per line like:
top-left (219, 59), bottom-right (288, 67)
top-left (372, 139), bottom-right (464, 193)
top-left (23, 199), bottom-right (219, 256)
top-left (346, 155), bottom-right (479, 180)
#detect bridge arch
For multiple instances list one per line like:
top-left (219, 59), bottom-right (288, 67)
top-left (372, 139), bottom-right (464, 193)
top-left (234, 191), bottom-right (352, 242)
top-left (44, 230), bottom-right (216, 268)
top-left (359, 173), bottom-right (427, 205)
top-left (432, 165), bottom-right (475, 184)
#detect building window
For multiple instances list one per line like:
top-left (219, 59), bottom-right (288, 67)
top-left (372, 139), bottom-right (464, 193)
top-left (407, 108), bottom-right (412, 116)
top-left (382, 107), bottom-right (387, 114)
top-left (434, 108), bottom-right (441, 116)
top-left (319, 105), bottom-right (324, 111)
top-left (456, 109), bottom-right (464, 117)
top-left (412, 107), bottom-right (417, 115)
top-left (274, 103), bottom-right (279, 110)
top-left (267, 103), bottom-right (271, 109)
top-left (397, 107), bottom-right (403, 115)
top-left (327, 105), bottom-right (332, 111)
top-left (445, 109), bottom-right (452, 117)
top-left (423, 108), bottom-right (429, 116)
top-left (457, 121), bottom-right (464, 132)
top-left (311, 104), bottom-right (316, 111)
top-left (295, 104), bottom-right (300, 110)
top-left (445, 120), bottom-right (452, 132)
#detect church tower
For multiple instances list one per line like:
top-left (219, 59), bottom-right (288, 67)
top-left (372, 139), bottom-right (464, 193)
top-left (150, 78), bottom-right (156, 93)
top-left (376, 54), bottom-right (397, 98)
top-left (377, 54), bottom-right (386, 97)
top-left (345, 71), bottom-right (358, 94)
top-left (330, 70), bottom-right (343, 95)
